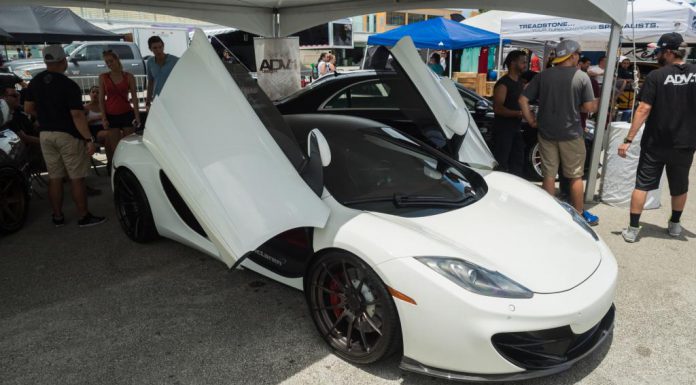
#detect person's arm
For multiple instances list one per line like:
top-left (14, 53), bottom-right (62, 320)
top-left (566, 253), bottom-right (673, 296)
top-left (519, 76), bottom-right (540, 128)
top-left (24, 101), bottom-right (36, 118)
top-left (17, 130), bottom-right (40, 145)
top-left (618, 102), bottom-right (652, 158)
top-left (146, 62), bottom-right (154, 111)
top-left (519, 95), bottom-right (536, 128)
top-left (579, 73), bottom-right (598, 113)
top-left (492, 83), bottom-right (523, 119)
top-left (70, 109), bottom-right (96, 155)
top-left (618, 73), bottom-right (656, 158)
top-left (128, 73), bottom-right (141, 126)
top-left (98, 76), bottom-right (109, 130)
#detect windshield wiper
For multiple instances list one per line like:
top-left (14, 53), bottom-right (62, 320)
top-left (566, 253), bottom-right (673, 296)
top-left (393, 193), bottom-right (476, 208)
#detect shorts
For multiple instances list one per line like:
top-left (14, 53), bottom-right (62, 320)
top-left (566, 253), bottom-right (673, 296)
top-left (636, 146), bottom-right (695, 196)
top-left (538, 135), bottom-right (586, 179)
top-left (39, 131), bottom-right (91, 179)
top-left (106, 110), bottom-right (135, 129)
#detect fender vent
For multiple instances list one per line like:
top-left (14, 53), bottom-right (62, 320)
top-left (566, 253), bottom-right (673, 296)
top-left (159, 171), bottom-right (207, 238)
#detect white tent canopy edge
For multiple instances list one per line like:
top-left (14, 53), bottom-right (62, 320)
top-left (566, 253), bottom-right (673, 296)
top-left (5, 0), bottom-right (626, 37)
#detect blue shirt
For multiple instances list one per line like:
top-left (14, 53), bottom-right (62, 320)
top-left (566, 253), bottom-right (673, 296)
top-left (147, 54), bottom-right (179, 97)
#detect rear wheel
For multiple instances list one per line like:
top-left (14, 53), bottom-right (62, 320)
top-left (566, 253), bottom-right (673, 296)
top-left (526, 142), bottom-right (544, 181)
top-left (114, 167), bottom-right (158, 242)
top-left (0, 167), bottom-right (29, 234)
top-left (306, 251), bottom-right (401, 364)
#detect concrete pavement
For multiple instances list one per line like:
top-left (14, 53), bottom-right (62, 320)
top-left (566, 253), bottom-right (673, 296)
top-left (1, 164), bottom-right (695, 385)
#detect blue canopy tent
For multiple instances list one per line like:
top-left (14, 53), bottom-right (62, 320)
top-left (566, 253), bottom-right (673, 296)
top-left (367, 18), bottom-right (508, 77)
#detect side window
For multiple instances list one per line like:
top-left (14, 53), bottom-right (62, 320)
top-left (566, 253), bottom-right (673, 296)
top-left (322, 81), bottom-right (396, 110)
top-left (74, 45), bottom-right (105, 61)
top-left (108, 44), bottom-right (135, 60)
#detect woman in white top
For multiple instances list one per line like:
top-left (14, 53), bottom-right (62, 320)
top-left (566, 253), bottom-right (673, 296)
top-left (318, 54), bottom-right (336, 77)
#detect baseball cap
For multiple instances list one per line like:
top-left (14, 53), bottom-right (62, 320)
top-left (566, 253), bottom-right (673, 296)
top-left (43, 44), bottom-right (66, 63)
top-left (653, 32), bottom-right (684, 54)
top-left (552, 40), bottom-right (582, 64)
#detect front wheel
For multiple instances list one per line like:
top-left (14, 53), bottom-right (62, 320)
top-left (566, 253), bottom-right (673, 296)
top-left (113, 167), bottom-right (158, 242)
top-left (305, 251), bottom-right (401, 364)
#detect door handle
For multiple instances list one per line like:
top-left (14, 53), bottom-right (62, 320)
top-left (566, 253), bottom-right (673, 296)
top-left (97, 64), bottom-right (105, 67)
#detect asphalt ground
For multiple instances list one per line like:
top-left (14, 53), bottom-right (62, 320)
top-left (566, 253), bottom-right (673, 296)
top-left (1, 163), bottom-right (695, 385)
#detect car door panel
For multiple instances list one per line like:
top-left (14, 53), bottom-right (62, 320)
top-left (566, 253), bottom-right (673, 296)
top-left (144, 31), bottom-right (330, 268)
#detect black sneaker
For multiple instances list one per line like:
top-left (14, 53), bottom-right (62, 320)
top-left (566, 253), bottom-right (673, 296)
top-left (52, 214), bottom-right (65, 227)
top-left (78, 213), bottom-right (107, 227)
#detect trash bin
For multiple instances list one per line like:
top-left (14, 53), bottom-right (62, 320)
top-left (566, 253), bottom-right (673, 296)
top-left (601, 121), bottom-right (664, 209)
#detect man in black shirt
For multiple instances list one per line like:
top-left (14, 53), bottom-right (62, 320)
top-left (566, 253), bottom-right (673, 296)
top-left (619, 33), bottom-right (696, 242)
top-left (24, 45), bottom-right (106, 228)
top-left (492, 50), bottom-right (527, 177)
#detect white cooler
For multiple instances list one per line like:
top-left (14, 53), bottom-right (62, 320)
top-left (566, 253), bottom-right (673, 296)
top-left (601, 121), bottom-right (664, 209)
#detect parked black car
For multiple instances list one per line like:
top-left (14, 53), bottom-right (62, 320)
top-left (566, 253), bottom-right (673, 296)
top-left (276, 70), bottom-right (543, 179)
top-left (0, 127), bottom-right (30, 234)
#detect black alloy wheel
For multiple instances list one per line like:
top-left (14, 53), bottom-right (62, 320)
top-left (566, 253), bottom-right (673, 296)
top-left (113, 167), bottom-right (158, 242)
top-left (306, 251), bottom-right (401, 364)
top-left (0, 167), bottom-right (29, 234)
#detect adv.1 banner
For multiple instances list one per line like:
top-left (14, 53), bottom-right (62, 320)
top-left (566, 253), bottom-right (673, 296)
top-left (254, 37), bottom-right (301, 100)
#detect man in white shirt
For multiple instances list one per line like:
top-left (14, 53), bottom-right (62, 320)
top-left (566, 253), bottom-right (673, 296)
top-left (588, 55), bottom-right (606, 86)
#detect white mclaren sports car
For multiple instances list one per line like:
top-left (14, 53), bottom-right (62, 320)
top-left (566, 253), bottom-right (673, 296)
top-left (112, 32), bottom-right (617, 381)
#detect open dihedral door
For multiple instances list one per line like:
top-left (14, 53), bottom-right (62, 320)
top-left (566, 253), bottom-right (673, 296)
top-left (143, 30), bottom-right (330, 267)
top-left (389, 37), bottom-right (497, 169)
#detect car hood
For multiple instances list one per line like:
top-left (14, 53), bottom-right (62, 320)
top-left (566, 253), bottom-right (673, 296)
top-left (370, 172), bottom-right (601, 294)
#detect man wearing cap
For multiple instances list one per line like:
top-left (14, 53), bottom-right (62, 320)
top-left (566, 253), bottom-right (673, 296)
top-left (619, 33), bottom-right (696, 242)
top-left (520, 39), bottom-right (599, 225)
top-left (23, 44), bottom-right (106, 228)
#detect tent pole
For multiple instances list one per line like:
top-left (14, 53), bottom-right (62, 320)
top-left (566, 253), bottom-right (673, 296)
top-left (449, 49), bottom-right (452, 78)
top-left (497, 37), bottom-right (504, 80)
top-left (585, 22), bottom-right (621, 203)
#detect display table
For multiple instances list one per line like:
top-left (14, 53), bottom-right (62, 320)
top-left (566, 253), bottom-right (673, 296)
top-left (601, 121), bottom-right (664, 209)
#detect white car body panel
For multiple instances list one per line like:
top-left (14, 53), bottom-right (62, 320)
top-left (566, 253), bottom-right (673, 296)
top-left (112, 32), bottom-right (618, 379)
top-left (390, 37), bottom-right (496, 169)
top-left (143, 31), bottom-right (330, 267)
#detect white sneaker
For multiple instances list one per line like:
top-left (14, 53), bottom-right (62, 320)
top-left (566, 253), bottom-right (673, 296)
top-left (622, 226), bottom-right (641, 243)
top-left (668, 221), bottom-right (682, 237)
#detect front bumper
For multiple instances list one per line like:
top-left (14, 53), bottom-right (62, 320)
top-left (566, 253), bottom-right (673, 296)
top-left (398, 304), bottom-right (615, 382)
top-left (375, 240), bottom-right (618, 378)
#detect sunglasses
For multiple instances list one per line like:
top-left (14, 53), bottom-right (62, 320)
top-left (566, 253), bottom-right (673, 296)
top-left (6, 93), bottom-right (19, 98)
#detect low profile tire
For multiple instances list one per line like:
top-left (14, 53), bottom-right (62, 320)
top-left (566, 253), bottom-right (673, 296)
top-left (526, 142), bottom-right (544, 181)
top-left (0, 167), bottom-right (29, 234)
top-left (113, 167), bottom-right (158, 242)
top-left (306, 251), bottom-right (401, 365)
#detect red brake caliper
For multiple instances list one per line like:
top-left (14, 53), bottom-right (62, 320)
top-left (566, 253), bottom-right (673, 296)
top-left (328, 276), bottom-right (343, 318)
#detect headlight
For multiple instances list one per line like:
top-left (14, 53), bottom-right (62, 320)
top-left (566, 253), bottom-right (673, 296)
top-left (416, 257), bottom-right (533, 299)
top-left (557, 200), bottom-right (598, 241)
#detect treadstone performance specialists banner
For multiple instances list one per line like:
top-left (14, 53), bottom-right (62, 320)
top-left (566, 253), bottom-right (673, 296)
top-left (254, 37), bottom-right (301, 100)
top-left (501, 7), bottom-right (695, 43)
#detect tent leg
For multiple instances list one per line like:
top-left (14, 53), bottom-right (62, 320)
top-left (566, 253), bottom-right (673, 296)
top-left (585, 22), bottom-right (621, 203)
top-left (449, 50), bottom-right (452, 78)
top-left (497, 38), bottom-right (503, 80)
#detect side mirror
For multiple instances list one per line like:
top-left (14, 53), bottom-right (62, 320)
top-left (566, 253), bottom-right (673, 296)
top-left (475, 100), bottom-right (489, 115)
top-left (307, 128), bottom-right (331, 167)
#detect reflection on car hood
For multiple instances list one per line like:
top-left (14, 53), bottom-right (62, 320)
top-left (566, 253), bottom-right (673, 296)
top-left (371, 172), bottom-right (601, 294)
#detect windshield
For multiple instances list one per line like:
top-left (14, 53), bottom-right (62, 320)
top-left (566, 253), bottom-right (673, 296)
top-left (321, 126), bottom-right (486, 216)
top-left (63, 43), bottom-right (81, 56)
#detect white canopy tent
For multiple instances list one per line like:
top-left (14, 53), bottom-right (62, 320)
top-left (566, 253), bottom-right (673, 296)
top-left (4, 1), bottom-right (626, 37)
top-left (500, 0), bottom-right (696, 48)
top-left (461, 10), bottom-right (518, 33)
top-left (6, 0), bottom-right (627, 202)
